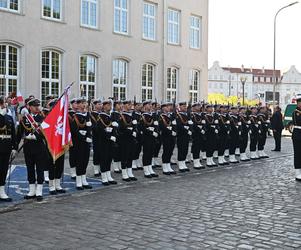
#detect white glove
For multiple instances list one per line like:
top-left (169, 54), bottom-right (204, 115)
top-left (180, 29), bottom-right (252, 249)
top-left (249, 130), bottom-right (252, 135)
top-left (198, 125), bottom-right (203, 129)
top-left (10, 149), bottom-right (17, 158)
top-left (188, 131), bottom-right (192, 136)
top-left (112, 121), bottom-right (119, 127)
top-left (110, 136), bottom-right (116, 142)
top-left (154, 121), bottom-right (159, 126)
top-left (172, 120), bottom-right (177, 125)
top-left (167, 126), bottom-right (172, 131)
top-left (86, 121), bottom-right (92, 127)
top-left (188, 120), bottom-right (193, 125)
top-left (266, 120), bottom-right (270, 123)
top-left (148, 127), bottom-right (155, 132)
top-left (132, 132), bottom-right (137, 137)
top-left (227, 131), bottom-right (230, 135)
top-left (127, 127), bottom-right (133, 131)
top-left (255, 124), bottom-right (259, 128)
top-left (132, 120), bottom-right (137, 125)
top-left (201, 130), bottom-right (205, 134)
top-left (214, 119), bottom-right (219, 124)
top-left (153, 132), bottom-right (158, 138)
top-left (79, 130), bottom-right (87, 136)
top-left (238, 122), bottom-right (242, 126)
top-left (184, 126), bottom-right (189, 130)
top-left (215, 129), bottom-right (218, 134)
top-left (226, 121), bottom-right (230, 124)
top-left (86, 137), bottom-right (92, 143)
top-left (105, 127), bottom-right (113, 133)
top-left (239, 131), bottom-right (241, 136)
top-left (31, 134), bottom-right (37, 140)
top-left (201, 120), bottom-right (206, 124)
top-left (247, 120), bottom-right (251, 124)
top-left (258, 121), bottom-right (262, 125)
top-left (258, 130), bottom-right (262, 134)
top-left (172, 131), bottom-right (177, 137)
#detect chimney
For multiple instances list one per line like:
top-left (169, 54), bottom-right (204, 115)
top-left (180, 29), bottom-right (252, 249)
top-left (241, 64), bottom-right (244, 72)
top-left (262, 67), bottom-right (265, 74)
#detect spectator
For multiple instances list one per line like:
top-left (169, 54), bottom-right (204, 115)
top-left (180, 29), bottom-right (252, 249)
top-left (271, 106), bottom-right (284, 151)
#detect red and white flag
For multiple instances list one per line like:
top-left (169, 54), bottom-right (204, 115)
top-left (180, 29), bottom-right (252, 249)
top-left (41, 88), bottom-right (72, 162)
top-left (11, 91), bottom-right (24, 105)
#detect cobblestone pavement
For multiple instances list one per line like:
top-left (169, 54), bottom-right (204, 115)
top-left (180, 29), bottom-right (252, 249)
top-left (1, 137), bottom-right (301, 250)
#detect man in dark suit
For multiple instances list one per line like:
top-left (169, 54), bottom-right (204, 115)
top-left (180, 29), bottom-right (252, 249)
top-left (271, 106), bottom-right (284, 152)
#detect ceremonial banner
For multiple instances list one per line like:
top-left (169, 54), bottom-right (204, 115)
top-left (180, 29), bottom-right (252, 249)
top-left (41, 88), bottom-right (72, 162)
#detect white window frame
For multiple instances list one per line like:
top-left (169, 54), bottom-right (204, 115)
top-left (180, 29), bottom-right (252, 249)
top-left (41, 0), bottom-right (62, 21)
top-left (142, 1), bottom-right (156, 41)
top-left (167, 8), bottom-right (180, 45)
top-left (0, 0), bottom-right (19, 13)
top-left (112, 59), bottom-right (128, 101)
top-left (141, 63), bottom-right (154, 101)
top-left (79, 55), bottom-right (97, 100)
top-left (114, 0), bottom-right (129, 35)
top-left (190, 15), bottom-right (201, 49)
top-left (81, 0), bottom-right (98, 29)
top-left (166, 67), bottom-right (178, 102)
top-left (40, 50), bottom-right (61, 105)
top-left (0, 44), bottom-right (19, 97)
top-left (189, 69), bottom-right (200, 103)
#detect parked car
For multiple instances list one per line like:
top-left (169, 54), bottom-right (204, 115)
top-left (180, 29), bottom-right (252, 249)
top-left (283, 103), bottom-right (297, 133)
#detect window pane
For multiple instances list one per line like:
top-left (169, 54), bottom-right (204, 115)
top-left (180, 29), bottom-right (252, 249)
top-left (0, 45), bottom-right (6, 75)
top-left (0, 0), bottom-right (7, 8)
top-left (43, 0), bottom-right (51, 17)
top-left (51, 52), bottom-right (60, 80)
top-left (80, 56), bottom-right (87, 81)
top-left (0, 78), bottom-right (5, 96)
top-left (53, 0), bottom-right (61, 19)
top-left (82, 0), bottom-right (89, 25)
top-left (90, 2), bottom-right (97, 27)
top-left (9, 0), bottom-right (18, 10)
top-left (8, 78), bottom-right (17, 95)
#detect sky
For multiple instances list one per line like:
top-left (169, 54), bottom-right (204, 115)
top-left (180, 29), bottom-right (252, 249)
top-left (209, 0), bottom-right (301, 72)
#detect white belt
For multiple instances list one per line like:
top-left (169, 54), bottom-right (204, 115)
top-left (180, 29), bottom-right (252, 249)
top-left (0, 135), bottom-right (11, 139)
top-left (294, 126), bottom-right (301, 130)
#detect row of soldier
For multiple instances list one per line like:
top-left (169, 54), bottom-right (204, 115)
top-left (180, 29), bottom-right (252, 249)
top-left (0, 95), bottom-right (270, 202)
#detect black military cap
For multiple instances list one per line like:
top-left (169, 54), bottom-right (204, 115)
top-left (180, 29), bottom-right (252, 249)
top-left (45, 95), bottom-right (55, 101)
top-left (297, 98), bottom-right (301, 103)
top-left (206, 104), bottom-right (213, 109)
top-left (93, 99), bottom-right (102, 105)
top-left (239, 106), bottom-right (246, 110)
top-left (76, 97), bottom-right (87, 104)
top-left (143, 100), bottom-right (152, 106)
top-left (230, 106), bottom-right (238, 110)
top-left (28, 98), bottom-right (41, 107)
top-left (113, 100), bottom-right (122, 106)
top-left (192, 102), bottom-right (201, 108)
top-left (250, 106), bottom-right (257, 110)
top-left (48, 98), bottom-right (57, 108)
top-left (123, 100), bottom-right (132, 105)
top-left (178, 101), bottom-right (187, 106)
top-left (70, 98), bottom-right (77, 104)
top-left (152, 101), bottom-right (158, 106)
top-left (102, 100), bottom-right (111, 106)
top-left (161, 102), bottom-right (172, 108)
top-left (25, 97), bottom-right (34, 104)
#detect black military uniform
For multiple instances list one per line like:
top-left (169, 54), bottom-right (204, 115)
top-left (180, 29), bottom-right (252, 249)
top-left (132, 104), bottom-right (143, 170)
top-left (119, 101), bottom-right (137, 181)
top-left (91, 100), bottom-right (101, 177)
top-left (204, 105), bottom-right (218, 167)
top-left (111, 102), bottom-right (122, 173)
top-left (70, 99), bottom-right (93, 190)
top-left (96, 101), bottom-right (118, 186)
top-left (159, 102), bottom-right (177, 175)
top-left (249, 107), bottom-right (260, 159)
top-left (190, 103), bottom-right (205, 169)
top-left (217, 106), bottom-right (230, 165)
top-left (17, 98), bottom-right (47, 201)
top-left (176, 102), bottom-right (191, 172)
top-left (68, 98), bottom-right (78, 179)
top-left (292, 98), bottom-right (301, 181)
top-left (0, 102), bottom-right (17, 202)
top-left (152, 102), bottom-right (162, 168)
top-left (257, 107), bottom-right (270, 158)
top-left (228, 107), bottom-right (240, 163)
top-left (238, 107), bottom-right (251, 161)
top-left (141, 101), bottom-right (159, 178)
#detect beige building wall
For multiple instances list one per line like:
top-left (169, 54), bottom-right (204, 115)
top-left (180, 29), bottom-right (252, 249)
top-left (0, 0), bottom-right (208, 102)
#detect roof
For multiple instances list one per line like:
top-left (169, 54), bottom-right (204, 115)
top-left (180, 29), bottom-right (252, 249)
top-left (221, 67), bottom-right (281, 77)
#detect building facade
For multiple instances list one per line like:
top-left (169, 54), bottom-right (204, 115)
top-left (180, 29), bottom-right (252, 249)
top-left (208, 61), bottom-right (289, 107)
top-left (0, 0), bottom-right (208, 104)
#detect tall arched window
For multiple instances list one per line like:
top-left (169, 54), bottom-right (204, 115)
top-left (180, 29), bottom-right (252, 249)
top-left (141, 63), bottom-right (154, 101)
top-left (166, 67), bottom-right (178, 102)
top-left (41, 50), bottom-right (61, 105)
top-left (112, 59), bottom-right (128, 101)
top-left (189, 69), bottom-right (200, 103)
top-left (80, 55), bottom-right (96, 99)
top-left (0, 44), bottom-right (18, 96)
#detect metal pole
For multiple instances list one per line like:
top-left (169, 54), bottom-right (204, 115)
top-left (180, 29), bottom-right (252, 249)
top-left (273, 2), bottom-right (298, 108)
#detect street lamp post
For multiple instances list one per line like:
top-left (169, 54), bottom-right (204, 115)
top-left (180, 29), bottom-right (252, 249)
top-left (272, 1), bottom-right (298, 108)
top-left (240, 76), bottom-right (247, 105)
